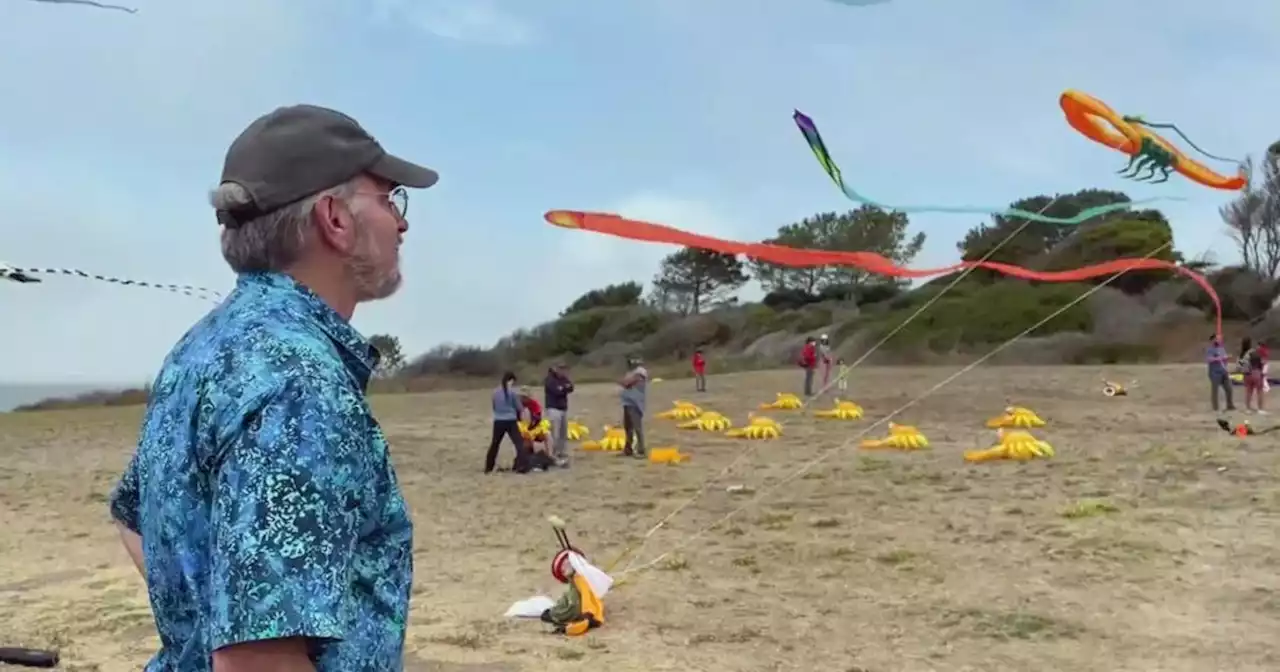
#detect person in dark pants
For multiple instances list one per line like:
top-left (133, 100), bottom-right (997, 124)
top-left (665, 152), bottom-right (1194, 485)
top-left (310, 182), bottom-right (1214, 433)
top-left (620, 355), bottom-right (648, 458)
top-left (544, 362), bottom-right (575, 468)
top-left (486, 371), bottom-right (532, 473)
top-left (691, 349), bottom-right (707, 392)
top-left (799, 337), bottom-right (817, 397)
top-left (1206, 334), bottom-right (1234, 413)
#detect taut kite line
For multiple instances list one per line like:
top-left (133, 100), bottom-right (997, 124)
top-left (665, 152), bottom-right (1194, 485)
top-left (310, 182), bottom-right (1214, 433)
top-left (2, 262), bottom-right (222, 301)
top-left (543, 209), bottom-right (1223, 338)
top-left (26, 0), bottom-right (137, 13)
top-left (792, 110), bottom-right (1172, 225)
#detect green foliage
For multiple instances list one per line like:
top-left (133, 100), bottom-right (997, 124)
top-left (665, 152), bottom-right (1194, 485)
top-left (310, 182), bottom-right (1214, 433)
top-left (651, 247), bottom-right (748, 314)
top-left (368, 334), bottom-right (406, 378)
top-left (548, 310), bottom-right (611, 355)
top-left (790, 306), bottom-right (834, 334)
top-left (750, 206), bottom-right (925, 295)
top-left (739, 304), bottom-right (784, 343)
top-left (871, 281), bottom-right (1094, 349)
top-left (404, 344), bottom-right (506, 378)
top-left (610, 308), bottom-right (665, 342)
top-left (762, 287), bottom-right (823, 311)
top-left (762, 281), bottom-right (904, 311)
top-left (561, 281), bottom-right (643, 316)
top-left (642, 315), bottom-right (734, 360)
top-left (1045, 216), bottom-right (1179, 295)
top-left (957, 189), bottom-right (1134, 266)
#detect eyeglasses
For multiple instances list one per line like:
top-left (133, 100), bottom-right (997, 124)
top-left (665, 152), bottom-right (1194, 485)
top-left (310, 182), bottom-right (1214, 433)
top-left (353, 186), bottom-right (409, 220)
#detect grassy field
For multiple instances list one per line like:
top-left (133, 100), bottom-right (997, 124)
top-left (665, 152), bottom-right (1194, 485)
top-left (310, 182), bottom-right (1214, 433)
top-left (1, 365), bottom-right (1278, 672)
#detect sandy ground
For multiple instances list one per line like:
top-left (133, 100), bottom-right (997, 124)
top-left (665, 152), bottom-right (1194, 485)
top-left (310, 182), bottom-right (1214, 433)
top-left (1, 364), bottom-right (1278, 672)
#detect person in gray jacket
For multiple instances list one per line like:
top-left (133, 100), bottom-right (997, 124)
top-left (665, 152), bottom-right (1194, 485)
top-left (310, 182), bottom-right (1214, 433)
top-left (486, 371), bottom-right (532, 473)
top-left (620, 355), bottom-right (648, 459)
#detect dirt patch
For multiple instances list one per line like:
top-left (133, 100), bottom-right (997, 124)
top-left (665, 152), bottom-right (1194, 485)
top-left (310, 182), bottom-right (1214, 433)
top-left (1, 365), bottom-right (1278, 671)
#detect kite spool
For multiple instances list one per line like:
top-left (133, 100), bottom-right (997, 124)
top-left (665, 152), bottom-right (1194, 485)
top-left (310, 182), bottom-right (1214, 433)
top-left (1102, 379), bottom-right (1133, 397)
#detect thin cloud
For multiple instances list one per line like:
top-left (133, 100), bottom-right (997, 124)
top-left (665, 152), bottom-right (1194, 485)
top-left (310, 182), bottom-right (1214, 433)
top-left (379, 0), bottom-right (536, 46)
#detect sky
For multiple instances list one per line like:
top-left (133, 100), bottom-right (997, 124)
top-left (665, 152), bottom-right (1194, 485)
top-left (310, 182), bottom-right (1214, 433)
top-left (0, 0), bottom-right (1276, 384)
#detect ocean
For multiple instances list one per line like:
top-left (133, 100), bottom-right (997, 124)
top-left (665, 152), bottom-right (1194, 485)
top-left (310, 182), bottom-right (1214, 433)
top-left (0, 383), bottom-right (128, 412)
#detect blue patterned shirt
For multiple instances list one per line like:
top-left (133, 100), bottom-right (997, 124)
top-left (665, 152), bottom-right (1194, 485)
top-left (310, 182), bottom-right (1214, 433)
top-left (109, 272), bottom-right (414, 671)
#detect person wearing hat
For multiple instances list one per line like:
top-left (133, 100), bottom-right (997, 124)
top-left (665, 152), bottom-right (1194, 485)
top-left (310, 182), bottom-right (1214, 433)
top-left (107, 104), bottom-right (437, 671)
top-left (543, 362), bottom-right (575, 467)
top-left (818, 333), bottom-right (833, 390)
top-left (619, 355), bottom-right (649, 458)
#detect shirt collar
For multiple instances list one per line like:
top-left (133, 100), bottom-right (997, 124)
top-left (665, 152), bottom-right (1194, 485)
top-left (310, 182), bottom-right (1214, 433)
top-left (235, 272), bottom-right (381, 382)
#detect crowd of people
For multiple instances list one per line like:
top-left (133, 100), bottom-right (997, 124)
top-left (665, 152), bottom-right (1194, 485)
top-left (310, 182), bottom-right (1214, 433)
top-left (484, 334), bottom-right (858, 474)
top-left (486, 356), bottom-right (650, 474)
top-left (1207, 334), bottom-right (1271, 414)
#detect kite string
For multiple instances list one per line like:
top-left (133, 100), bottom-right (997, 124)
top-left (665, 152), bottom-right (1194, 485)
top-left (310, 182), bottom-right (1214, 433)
top-left (7, 266), bottom-right (224, 301)
top-left (619, 239), bottom-right (1171, 578)
top-left (614, 198), bottom-right (1061, 574)
top-left (804, 197), bottom-right (1062, 400)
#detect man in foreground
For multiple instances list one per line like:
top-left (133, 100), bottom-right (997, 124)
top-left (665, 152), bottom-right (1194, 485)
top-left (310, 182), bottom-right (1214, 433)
top-left (108, 104), bottom-right (438, 671)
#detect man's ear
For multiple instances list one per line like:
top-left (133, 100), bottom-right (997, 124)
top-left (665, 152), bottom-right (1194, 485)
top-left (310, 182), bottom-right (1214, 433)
top-left (311, 194), bottom-right (357, 254)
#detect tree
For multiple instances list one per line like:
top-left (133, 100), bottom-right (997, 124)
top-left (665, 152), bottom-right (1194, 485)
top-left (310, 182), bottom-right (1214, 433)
top-left (1222, 154), bottom-right (1280, 278)
top-left (958, 189), bottom-right (1134, 266)
top-left (369, 334), bottom-right (406, 378)
top-left (749, 206), bottom-right (925, 297)
top-left (749, 220), bottom-right (826, 294)
top-left (560, 281), bottom-right (644, 316)
top-left (651, 247), bottom-right (748, 314)
top-left (1044, 216), bottom-right (1180, 294)
top-left (823, 206), bottom-right (925, 291)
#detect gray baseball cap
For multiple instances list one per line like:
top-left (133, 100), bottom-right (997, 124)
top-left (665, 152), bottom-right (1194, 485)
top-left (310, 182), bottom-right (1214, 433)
top-left (216, 104), bottom-right (438, 228)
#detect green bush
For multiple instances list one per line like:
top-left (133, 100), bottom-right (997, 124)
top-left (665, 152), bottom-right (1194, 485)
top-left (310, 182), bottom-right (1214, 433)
top-left (872, 281), bottom-right (1094, 349)
top-left (790, 306), bottom-right (834, 333)
top-left (1069, 342), bottom-right (1161, 364)
top-left (613, 309), bottom-right (664, 342)
top-left (642, 315), bottom-right (732, 360)
top-left (739, 304), bottom-right (783, 343)
top-left (548, 310), bottom-right (610, 355)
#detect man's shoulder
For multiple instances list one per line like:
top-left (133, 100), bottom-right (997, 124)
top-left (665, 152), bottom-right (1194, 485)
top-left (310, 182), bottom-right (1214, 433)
top-left (150, 301), bottom-right (353, 417)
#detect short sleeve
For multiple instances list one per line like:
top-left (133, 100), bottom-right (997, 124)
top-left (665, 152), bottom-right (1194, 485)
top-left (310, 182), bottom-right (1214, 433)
top-left (108, 453), bottom-right (142, 533)
top-left (207, 377), bottom-right (370, 651)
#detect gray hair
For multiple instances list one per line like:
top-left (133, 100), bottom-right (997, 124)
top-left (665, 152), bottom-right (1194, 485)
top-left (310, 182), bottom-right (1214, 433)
top-left (212, 180), bottom-right (357, 273)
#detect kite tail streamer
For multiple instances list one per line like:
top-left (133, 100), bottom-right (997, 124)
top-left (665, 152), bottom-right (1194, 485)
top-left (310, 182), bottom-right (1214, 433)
top-left (1, 264), bottom-right (223, 302)
top-left (544, 210), bottom-right (1223, 337)
top-left (792, 109), bottom-right (1177, 223)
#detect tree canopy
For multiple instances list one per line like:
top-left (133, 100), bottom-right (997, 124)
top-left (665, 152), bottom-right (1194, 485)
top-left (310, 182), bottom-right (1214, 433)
top-left (650, 248), bottom-right (749, 314)
top-left (747, 202), bottom-right (921, 300)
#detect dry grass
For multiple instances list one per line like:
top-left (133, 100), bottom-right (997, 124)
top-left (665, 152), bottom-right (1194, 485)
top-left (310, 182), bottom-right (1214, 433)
top-left (1, 364), bottom-right (1279, 672)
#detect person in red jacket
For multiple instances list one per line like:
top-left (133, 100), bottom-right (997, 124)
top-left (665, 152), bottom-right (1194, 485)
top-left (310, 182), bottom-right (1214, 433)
top-left (692, 348), bottom-right (707, 392)
top-left (799, 337), bottom-right (817, 397)
top-left (519, 387), bottom-right (555, 470)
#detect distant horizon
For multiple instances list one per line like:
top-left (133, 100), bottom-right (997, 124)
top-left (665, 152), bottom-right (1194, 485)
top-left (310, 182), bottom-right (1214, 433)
top-left (0, 381), bottom-right (142, 413)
